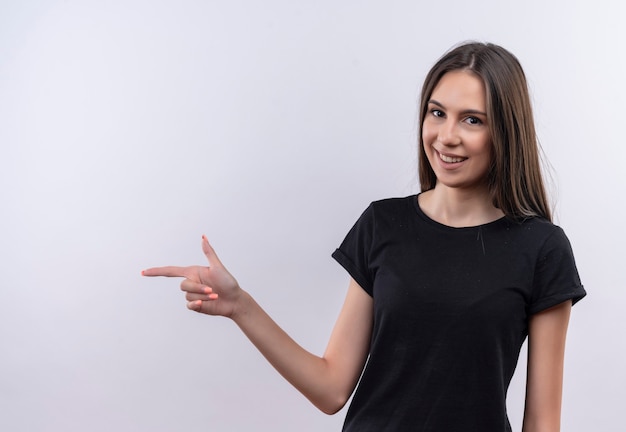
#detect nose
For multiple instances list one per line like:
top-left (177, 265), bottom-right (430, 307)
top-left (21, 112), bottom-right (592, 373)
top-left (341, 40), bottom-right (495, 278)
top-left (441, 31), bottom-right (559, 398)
top-left (437, 119), bottom-right (461, 146)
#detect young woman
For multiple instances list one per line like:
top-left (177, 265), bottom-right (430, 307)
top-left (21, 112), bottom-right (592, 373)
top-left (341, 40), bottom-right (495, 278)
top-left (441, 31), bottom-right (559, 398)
top-left (143, 42), bottom-right (586, 431)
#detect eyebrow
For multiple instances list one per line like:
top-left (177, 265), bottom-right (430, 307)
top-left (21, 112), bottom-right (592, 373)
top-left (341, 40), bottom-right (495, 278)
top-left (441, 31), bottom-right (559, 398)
top-left (428, 99), bottom-right (487, 117)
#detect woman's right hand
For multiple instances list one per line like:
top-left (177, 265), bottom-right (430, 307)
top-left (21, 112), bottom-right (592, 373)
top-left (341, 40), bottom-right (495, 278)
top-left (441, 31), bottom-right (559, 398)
top-left (142, 235), bottom-right (242, 318)
top-left (143, 236), bottom-right (374, 414)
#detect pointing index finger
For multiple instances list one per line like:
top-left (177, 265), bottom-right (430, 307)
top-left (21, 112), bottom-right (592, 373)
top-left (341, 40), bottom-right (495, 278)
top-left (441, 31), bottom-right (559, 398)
top-left (141, 266), bottom-right (189, 278)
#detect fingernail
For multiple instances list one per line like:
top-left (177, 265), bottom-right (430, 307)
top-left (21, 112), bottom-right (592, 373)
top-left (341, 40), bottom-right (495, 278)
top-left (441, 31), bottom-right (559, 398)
top-left (141, 270), bottom-right (145, 276)
top-left (203, 287), bottom-right (211, 294)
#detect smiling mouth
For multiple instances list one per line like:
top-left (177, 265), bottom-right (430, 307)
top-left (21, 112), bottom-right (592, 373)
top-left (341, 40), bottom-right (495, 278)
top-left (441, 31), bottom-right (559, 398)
top-left (438, 152), bottom-right (467, 163)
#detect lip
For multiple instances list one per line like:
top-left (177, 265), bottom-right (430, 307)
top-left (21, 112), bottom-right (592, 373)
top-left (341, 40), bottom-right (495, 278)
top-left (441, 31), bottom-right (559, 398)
top-left (435, 150), bottom-right (467, 167)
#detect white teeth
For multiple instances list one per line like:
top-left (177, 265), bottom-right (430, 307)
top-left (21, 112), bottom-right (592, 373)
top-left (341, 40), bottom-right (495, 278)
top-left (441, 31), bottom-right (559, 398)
top-left (439, 153), bottom-right (465, 163)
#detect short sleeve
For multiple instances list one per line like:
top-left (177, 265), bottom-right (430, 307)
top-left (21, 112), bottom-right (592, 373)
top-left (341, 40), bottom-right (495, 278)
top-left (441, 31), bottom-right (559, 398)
top-left (529, 226), bottom-right (586, 314)
top-left (332, 204), bottom-right (376, 296)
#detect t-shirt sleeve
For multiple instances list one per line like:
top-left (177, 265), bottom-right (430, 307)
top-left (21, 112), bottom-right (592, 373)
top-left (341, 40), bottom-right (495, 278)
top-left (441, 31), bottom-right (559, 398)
top-left (332, 204), bottom-right (376, 296)
top-left (529, 226), bottom-right (586, 315)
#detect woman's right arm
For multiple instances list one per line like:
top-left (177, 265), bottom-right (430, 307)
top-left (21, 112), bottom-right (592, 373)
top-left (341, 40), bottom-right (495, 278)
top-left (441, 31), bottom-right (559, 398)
top-left (142, 236), bottom-right (373, 414)
top-left (231, 278), bottom-right (372, 414)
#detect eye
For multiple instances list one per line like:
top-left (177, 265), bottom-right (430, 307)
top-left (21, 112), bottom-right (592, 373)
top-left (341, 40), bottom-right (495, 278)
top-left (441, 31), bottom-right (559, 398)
top-left (430, 109), bottom-right (445, 118)
top-left (464, 116), bottom-right (483, 125)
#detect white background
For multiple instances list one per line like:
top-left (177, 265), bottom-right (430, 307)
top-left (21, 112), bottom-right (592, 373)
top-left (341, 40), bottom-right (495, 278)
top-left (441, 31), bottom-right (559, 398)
top-left (1, 1), bottom-right (624, 431)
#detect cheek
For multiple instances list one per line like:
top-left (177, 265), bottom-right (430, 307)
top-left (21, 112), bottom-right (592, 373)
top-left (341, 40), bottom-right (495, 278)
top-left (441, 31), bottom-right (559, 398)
top-left (480, 137), bottom-right (493, 157)
top-left (421, 122), bottom-right (437, 145)
top-left (469, 134), bottom-right (492, 156)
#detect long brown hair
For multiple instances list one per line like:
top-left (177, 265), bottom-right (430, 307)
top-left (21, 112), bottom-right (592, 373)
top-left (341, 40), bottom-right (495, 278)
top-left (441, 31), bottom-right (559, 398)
top-left (418, 42), bottom-right (552, 221)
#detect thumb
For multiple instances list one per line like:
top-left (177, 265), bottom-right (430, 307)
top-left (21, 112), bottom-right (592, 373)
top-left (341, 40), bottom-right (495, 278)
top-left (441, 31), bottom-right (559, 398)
top-left (201, 235), bottom-right (222, 266)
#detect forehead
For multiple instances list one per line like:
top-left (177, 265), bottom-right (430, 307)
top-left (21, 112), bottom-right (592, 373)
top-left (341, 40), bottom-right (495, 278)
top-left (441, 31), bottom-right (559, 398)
top-left (430, 70), bottom-right (486, 109)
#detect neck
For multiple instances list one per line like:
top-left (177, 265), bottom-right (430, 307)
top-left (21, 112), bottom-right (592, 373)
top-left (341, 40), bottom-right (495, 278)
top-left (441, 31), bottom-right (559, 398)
top-left (419, 184), bottom-right (504, 228)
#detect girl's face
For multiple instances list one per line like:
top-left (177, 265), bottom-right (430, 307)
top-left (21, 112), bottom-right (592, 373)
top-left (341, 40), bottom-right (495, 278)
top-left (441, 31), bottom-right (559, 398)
top-left (422, 70), bottom-right (492, 192)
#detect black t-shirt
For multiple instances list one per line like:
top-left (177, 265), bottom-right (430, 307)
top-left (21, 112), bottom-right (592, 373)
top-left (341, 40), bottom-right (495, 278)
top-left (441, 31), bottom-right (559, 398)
top-left (332, 196), bottom-right (585, 432)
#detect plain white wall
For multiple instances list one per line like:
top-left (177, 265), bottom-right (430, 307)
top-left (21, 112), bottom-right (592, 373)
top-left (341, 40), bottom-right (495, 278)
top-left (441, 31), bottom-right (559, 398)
top-left (1, 0), bottom-right (624, 431)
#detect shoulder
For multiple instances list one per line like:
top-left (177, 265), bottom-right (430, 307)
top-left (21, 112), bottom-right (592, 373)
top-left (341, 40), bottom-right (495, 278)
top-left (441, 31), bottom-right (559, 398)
top-left (503, 216), bottom-right (568, 245)
top-left (342, 196), bottom-right (418, 239)
top-left (359, 195), bottom-right (418, 229)
top-left (518, 218), bottom-right (586, 311)
top-left (489, 217), bottom-right (578, 266)
top-left (367, 195), bottom-right (417, 217)
top-left (505, 217), bottom-right (579, 274)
